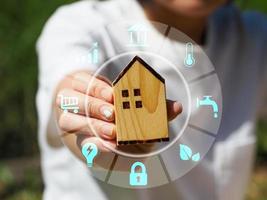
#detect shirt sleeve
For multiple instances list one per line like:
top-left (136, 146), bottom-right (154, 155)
top-left (36, 3), bottom-right (106, 92)
top-left (36, 2), bottom-right (105, 148)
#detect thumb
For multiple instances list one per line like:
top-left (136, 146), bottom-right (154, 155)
top-left (167, 100), bottom-right (183, 121)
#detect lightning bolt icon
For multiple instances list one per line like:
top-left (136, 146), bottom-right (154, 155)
top-left (87, 145), bottom-right (93, 156)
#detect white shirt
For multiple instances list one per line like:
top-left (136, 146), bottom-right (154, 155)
top-left (36, 0), bottom-right (267, 200)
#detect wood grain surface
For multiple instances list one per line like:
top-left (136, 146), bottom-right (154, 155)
top-left (113, 57), bottom-right (168, 145)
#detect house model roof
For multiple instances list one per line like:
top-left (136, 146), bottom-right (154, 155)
top-left (112, 56), bottom-right (165, 86)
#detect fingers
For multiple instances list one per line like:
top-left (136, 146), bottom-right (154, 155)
top-left (56, 89), bottom-right (115, 121)
top-left (72, 72), bottom-right (113, 103)
top-left (167, 100), bottom-right (183, 121)
top-left (57, 89), bottom-right (182, 124)
top-left (58, 112), bottom-right (116, 140)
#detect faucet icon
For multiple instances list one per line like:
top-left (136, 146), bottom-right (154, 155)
top-left (196, 96), bottom-right (218, 118)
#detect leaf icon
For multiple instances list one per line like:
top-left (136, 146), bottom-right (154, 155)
top-left (179, 144), bottom-right (192, 160)
top-left (192, 153), bottom-right (200, 162)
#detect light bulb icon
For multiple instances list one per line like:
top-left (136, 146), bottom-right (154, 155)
top-left (82, 143), bottom-right (98, 168)
top-left (184, 42), bottom-right (195, 67)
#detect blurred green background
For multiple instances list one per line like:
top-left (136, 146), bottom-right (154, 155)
top-left (0, 0), bottom-right (266, 199)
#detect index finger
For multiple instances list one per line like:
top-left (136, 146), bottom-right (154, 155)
top-left (72, 72), bottom-right (113, 103)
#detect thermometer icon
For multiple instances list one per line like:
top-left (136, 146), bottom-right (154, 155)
top-left (184, 42), bottom-right (195, 67)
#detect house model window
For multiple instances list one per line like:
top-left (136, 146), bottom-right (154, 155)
top-left (121, 88), bottom-right (142, 109)
top-left (134, 89), bottom-right (141, 96)
top-left (135, 100), bottom-right (142, 108)
top-left (123, 101), bottom-right (130, 109)
top-left (122, 89), bottom-right (129, 97)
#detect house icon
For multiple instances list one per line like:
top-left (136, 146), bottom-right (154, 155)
top-left (127, 24), bottom-right (149, 47)
top-left (112, 56), bottom-right (169, 145)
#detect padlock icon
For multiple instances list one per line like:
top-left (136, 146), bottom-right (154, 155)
top-left (129, 162), bottom-right (148, 186)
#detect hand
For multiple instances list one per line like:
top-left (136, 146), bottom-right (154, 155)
top-left (55, 71), bottom-right (183, 156)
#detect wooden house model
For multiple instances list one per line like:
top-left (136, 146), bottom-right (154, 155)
top-left (112, 56), bottom-right (169, 145)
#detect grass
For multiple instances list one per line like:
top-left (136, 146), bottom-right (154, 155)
top-left (246, 166), bottom-right (267, 200)
top-left (0, 161), bottom-right (42, 200)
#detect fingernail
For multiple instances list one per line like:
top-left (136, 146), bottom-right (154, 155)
top-left (101, 125), bottom-right (113, 136)
top-left (101, 89), bottom-right (112, 101)
top-left (100, 106), bottom-right (113, 119)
